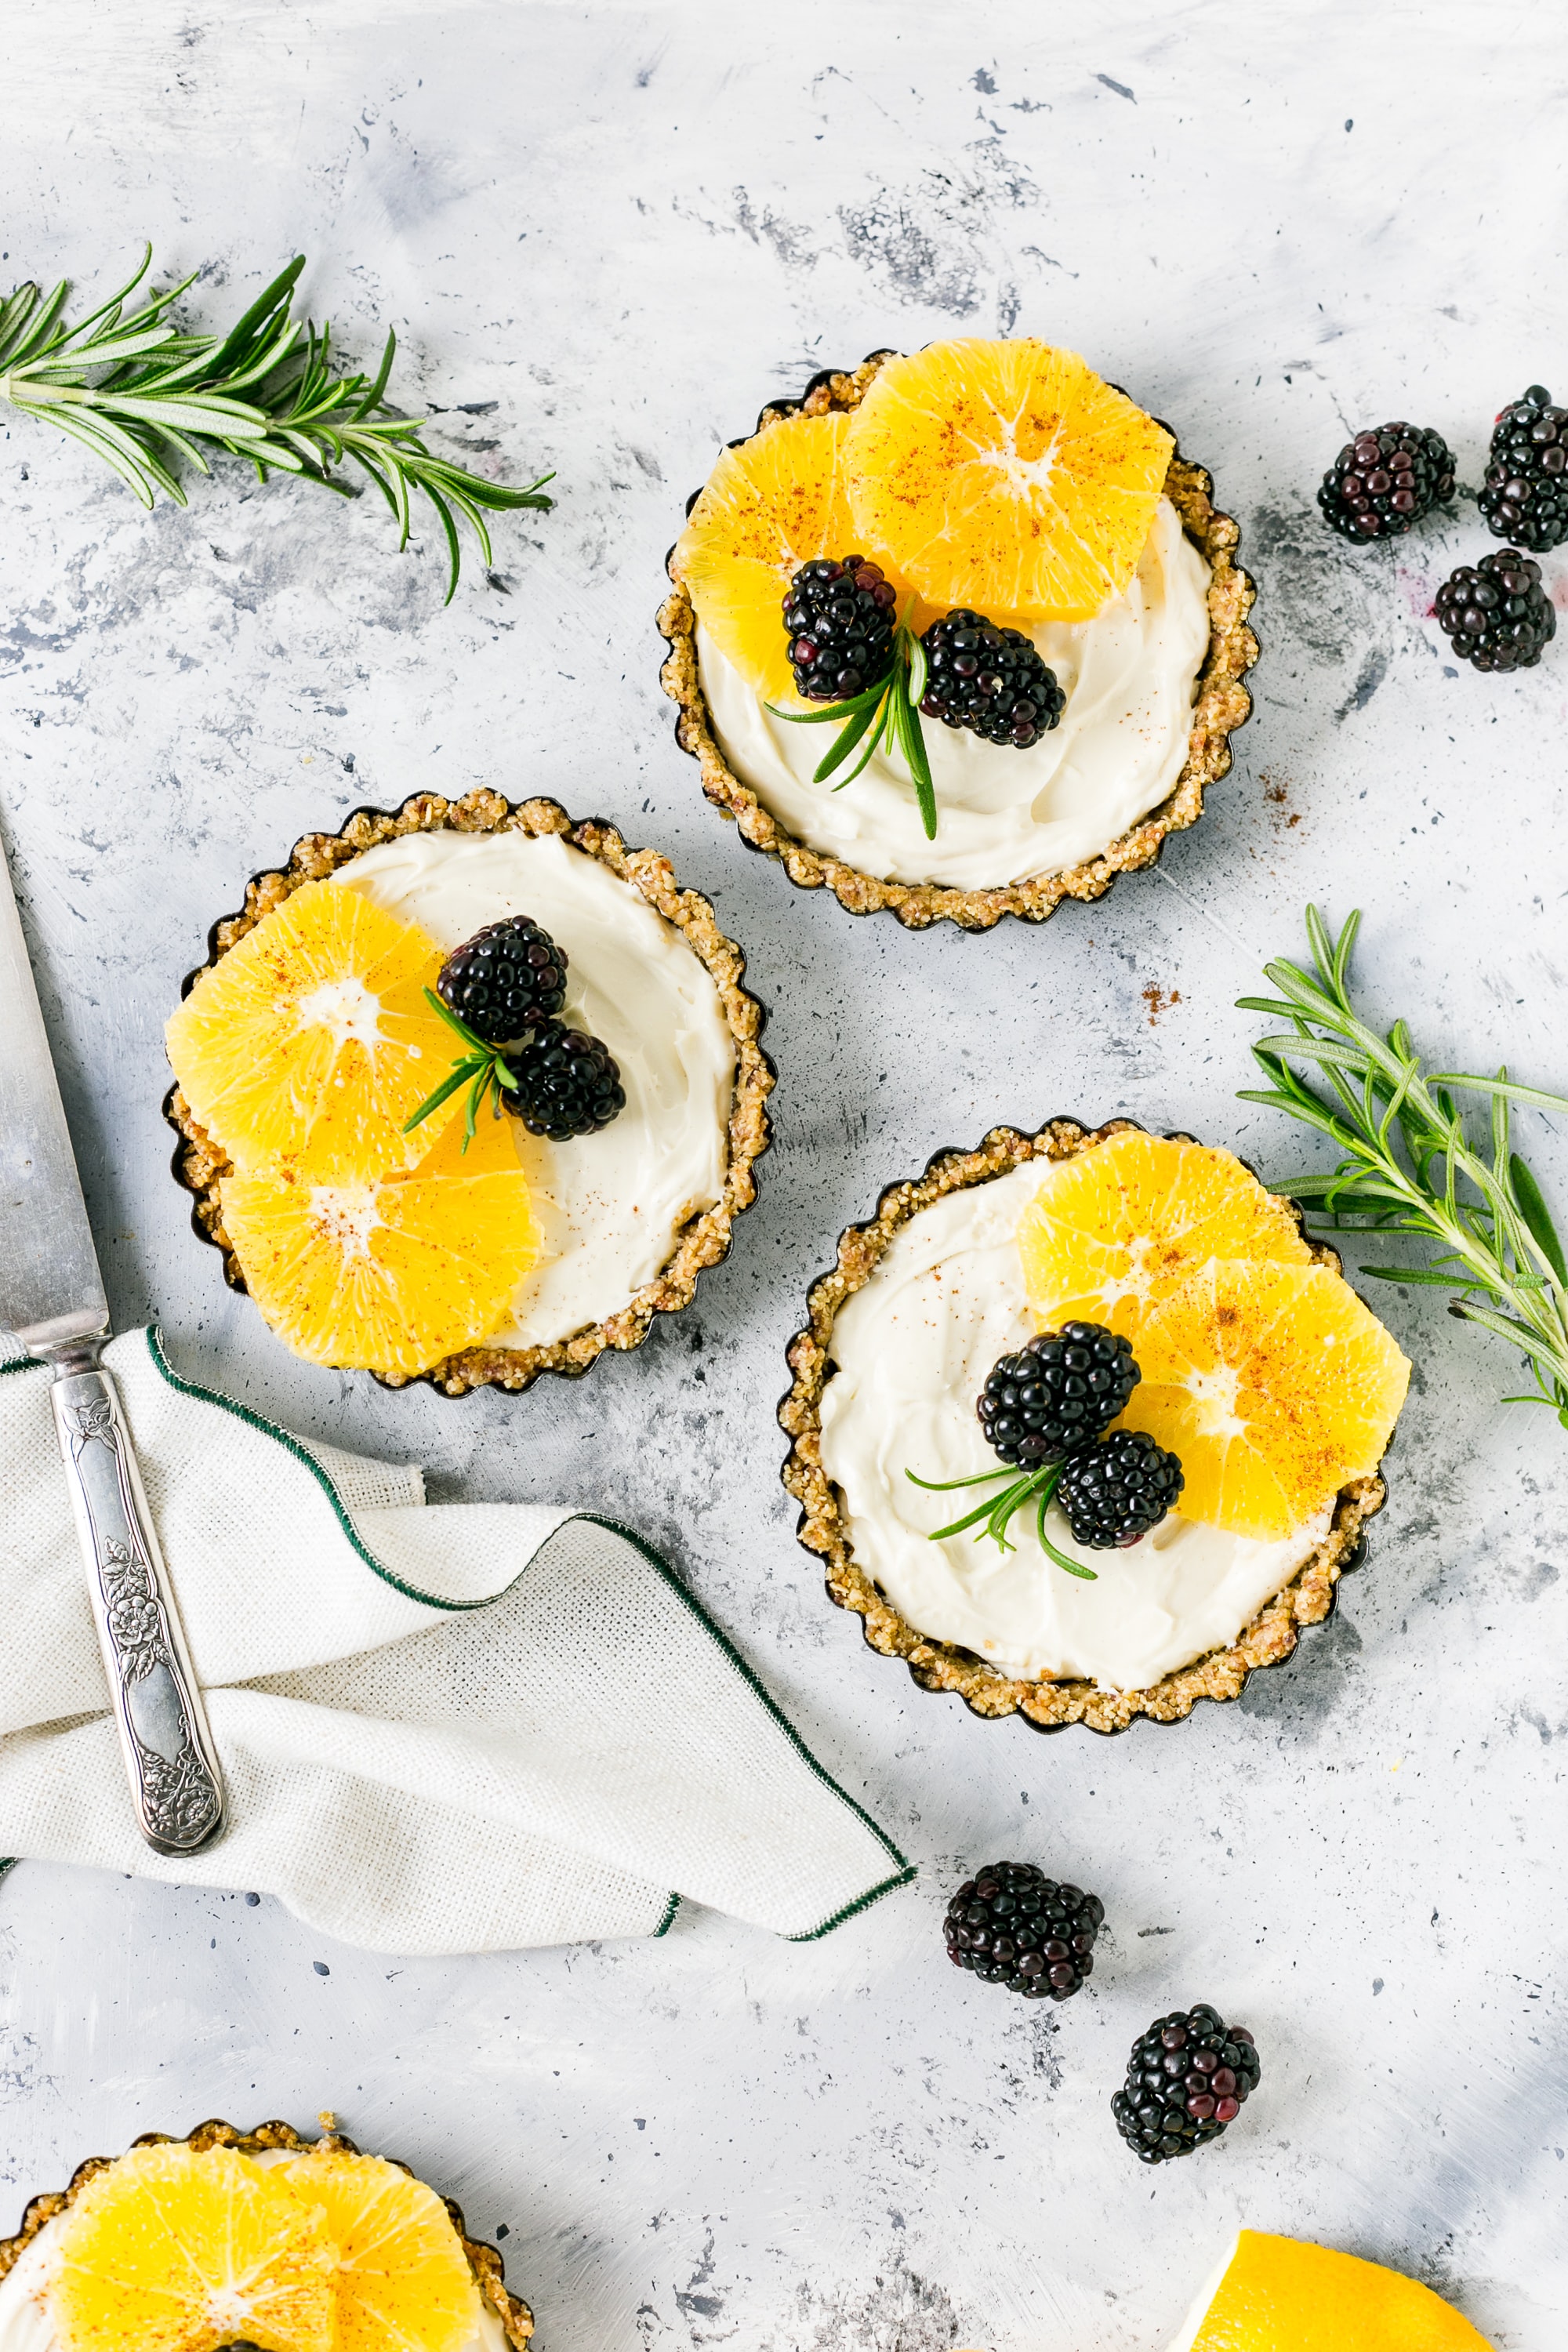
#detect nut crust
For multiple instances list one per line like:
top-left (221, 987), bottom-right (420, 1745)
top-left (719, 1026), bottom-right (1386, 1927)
top-left (165, 789), bottom-right (775, 1397)
top-left (0, 2115), bottom-right (533, 2345)
top-left (658, 352), bottom-right (1259, 931)
top-left (778, 1118), bottom-right (1386, 1734)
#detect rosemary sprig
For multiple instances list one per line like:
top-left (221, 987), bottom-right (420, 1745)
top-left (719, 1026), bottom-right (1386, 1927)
top-left (403, 991), bottom-right (521, 1149)
top-left (905, 1461), bottom-right (1098, 1580)
top-left (0, 248), bottom-right (554, 600)
top-left (1240, 905), bottom-right (1568, 1427)
top-left (768, 605), bottom-right (939, 837)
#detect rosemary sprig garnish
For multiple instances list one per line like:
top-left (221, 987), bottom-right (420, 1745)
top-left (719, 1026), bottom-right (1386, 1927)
top-left (0, 249), bottom-right (554, 600)
top-left (403, 991), bottom-right (521, 1149)
top-left (906, 1461), bottom-right (1098, 1579)
top-left (1240, 905), bottom-right (1568, 1427)
top-left (768, 604), bottom-right (939, 837)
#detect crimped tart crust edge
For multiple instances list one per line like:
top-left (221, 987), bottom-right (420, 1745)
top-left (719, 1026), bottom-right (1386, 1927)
top-left (165, 789), bottom-right (775, 1399)
top-left (0, 2115), bottom-right (534, 2347)
top-left (658, 352), bottom-right (1259, 931)
top-left (778, 1117), bottom-right (1386, 1736)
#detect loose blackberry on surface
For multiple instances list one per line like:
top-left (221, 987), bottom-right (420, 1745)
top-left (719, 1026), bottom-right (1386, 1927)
top-left (782, 555), bottom-right (898, 702)
top-left (1434, 547), bottom-right (1556, 672)
top-left (500, 1022), bottom-right (626, 1142)
top-left (1112, 2004), bottom-right (1261, 2164)
top-left (1058, 1428), bottom-right (1185, 1549)
top-left (976, 1322), bottom-right (1139, 1467)
top-left (918, 609), bottom-right (1066, 747)
top-left (436, 916), bottom-right (568, 1043)
top-left (943, 1861), bottom-right (1105, 2000)
top-left (1479, 387), bottom-right (1568, 552)
top-left (1316, 422), bottom-right (1456, 540)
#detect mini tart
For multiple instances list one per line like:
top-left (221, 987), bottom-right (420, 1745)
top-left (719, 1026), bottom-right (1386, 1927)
top-left (166, 789), bottom-right (774, 1397)
top-left (659, 353), bottom-right (1258, 931)
top-left (779, 1119), bottom-right (1386, 1735)
top-left (0, 2115), bottom-right (532, 2347)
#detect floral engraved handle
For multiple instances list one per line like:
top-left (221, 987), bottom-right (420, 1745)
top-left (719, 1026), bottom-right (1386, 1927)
top-left (50, 1367), bottom-right (227, 1856)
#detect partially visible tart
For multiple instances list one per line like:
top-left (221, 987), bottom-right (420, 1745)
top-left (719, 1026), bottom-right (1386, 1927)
top-left (660, 341), bottom-right (1258, 930)
top-left (779, 1120), bottom-right (1406, 1734)
top-left (0, 2116), bottom-right (532, 2350)
top-left (166, 790), bottom-right (773, 1396)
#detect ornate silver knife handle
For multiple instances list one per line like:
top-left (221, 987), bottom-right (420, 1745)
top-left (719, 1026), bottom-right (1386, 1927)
top-left (49, 1358), bottom-right (227, 1856)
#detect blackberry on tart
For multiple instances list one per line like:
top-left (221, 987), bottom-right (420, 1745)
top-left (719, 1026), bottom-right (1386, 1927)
top-left (976, 1321), bottom-right (1139, 1467)
top-left (783, 555), bottom-right (898, 702)
top-left (919, 610), bottom-right (1066, 749)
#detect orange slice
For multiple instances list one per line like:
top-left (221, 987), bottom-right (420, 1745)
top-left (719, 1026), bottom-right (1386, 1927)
top-left (50, 2142), bottom-right (335, 2352)
top-left (220, 1094), bottom-right (540, 1376)
top-left (166, 877), bottom-right (458, 1185)
top-left (844, 337), bottom-right (1174, 621)
top-left (673, 410), bottom-right (920, 701)
top-left (1119, 1259), bottom-right (1410, 1541)
top-left (1174, 2227), bottom-right (1494, 2349)
top-left (1018, 1131), bottom-right (1312, 1345)
top-left (282, 2146), bottom-right (481, 2352)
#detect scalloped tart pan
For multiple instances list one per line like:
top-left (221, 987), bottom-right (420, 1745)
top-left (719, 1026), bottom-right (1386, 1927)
top-left (659, 351), bottom-right (1258, 932)
top-left (0, 2114), bottom-right (533, 2345)
top-left (779, 1116), bottom-right (1386, 1735)
top-left (165, 789), bottom-right (775, 1398)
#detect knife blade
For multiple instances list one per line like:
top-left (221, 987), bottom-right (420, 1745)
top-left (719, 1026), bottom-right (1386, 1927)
top-left (0, 830), bottom-right (227, 1857)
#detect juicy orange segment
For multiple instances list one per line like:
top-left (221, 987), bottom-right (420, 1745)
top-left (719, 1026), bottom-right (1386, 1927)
top-left (673, 411), bottom-right (917, 701)
top-left (220, 1098), bottom-right (539, 1376)
top-left (844, 337), bottom-right (1174, 622)
top-left (282, 2147), bottom-right (481, 2352)
top-left (166, 877), bottom-right (458, 1185)
top-left (1018, 1131), bottom-right (1312, 1345)
top-left (50, 2142), bottom-right (335, 2352)
top-left (1120, 1259), bottom-right (1410, 1540)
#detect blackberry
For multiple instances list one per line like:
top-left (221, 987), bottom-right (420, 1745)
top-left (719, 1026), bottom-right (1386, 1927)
top-left (1434, 547), bottom-right (1555, 673)
top-left (499, 1022), bottom-right (626, 1142)
top-left (783, 556), bottom-right (898, 701)
top-left (918, 610), bottom-right (1065, 747)
top-left (1112, 2004), bottom-right (1262, 2164)
top-left (1316, 421), bottom-right (1456, 540)
top-left (943, 1861), bottom-right (1105, 2000)
top-left (1479, 387), bottom-right (1568, 552)
top-left (976, 1323), bottom-right (1139, 1468)
top-left (1058, 1428), bottom-right (1184, 1548)
top-left (437, 917), bottom-right (568, 1044)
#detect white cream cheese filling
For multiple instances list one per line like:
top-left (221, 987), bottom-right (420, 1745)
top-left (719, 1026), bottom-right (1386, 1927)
top-left (697, 497), bottom-right (1213, 890)
top-left (336, 830), bottom-right (735, 1349)
top-left (0, 2152), bottom-right (511, 2352)
top-left (816, 1160), bottom-right (1331, 1692)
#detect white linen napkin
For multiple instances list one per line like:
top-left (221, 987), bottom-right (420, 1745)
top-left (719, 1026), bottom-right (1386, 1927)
top-left (0, 1329), bottom-right (913, 1955)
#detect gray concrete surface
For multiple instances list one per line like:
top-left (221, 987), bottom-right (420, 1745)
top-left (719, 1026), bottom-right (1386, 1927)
top-left (0, 4), bottom-right (1564, 2344)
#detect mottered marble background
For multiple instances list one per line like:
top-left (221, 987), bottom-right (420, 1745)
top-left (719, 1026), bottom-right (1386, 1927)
top-left (1, 2), bottom-right (1565, 2344)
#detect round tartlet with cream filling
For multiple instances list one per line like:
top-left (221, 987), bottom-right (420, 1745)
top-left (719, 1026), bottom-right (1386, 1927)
top-left (660, 343), bottom-right (1258, 930)
top-left (167, 791), bottom-right (773, 1396)
top-left (780, 1120), bottom-right (1399, 1736)
top-left (0, 2117), bottom-right (532, 2352)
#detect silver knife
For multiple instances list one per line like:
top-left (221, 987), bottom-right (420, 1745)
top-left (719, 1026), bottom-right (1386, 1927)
top-left (0, 832), bottom-right (226, 1857)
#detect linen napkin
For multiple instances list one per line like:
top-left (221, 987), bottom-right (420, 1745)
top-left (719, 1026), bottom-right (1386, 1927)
top-left (0, 1329), bottom-right (913, 1955)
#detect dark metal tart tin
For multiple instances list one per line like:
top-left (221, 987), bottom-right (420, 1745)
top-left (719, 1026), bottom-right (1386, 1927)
top-left (779, 1116), bottom-right (1388, 1735)
top-left (0, 2114), bottom-right (534, 2345)
top-left (659, 350), bottom-right (1259, 931)
top-left (165, 789), bottom-right (775, 1398)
